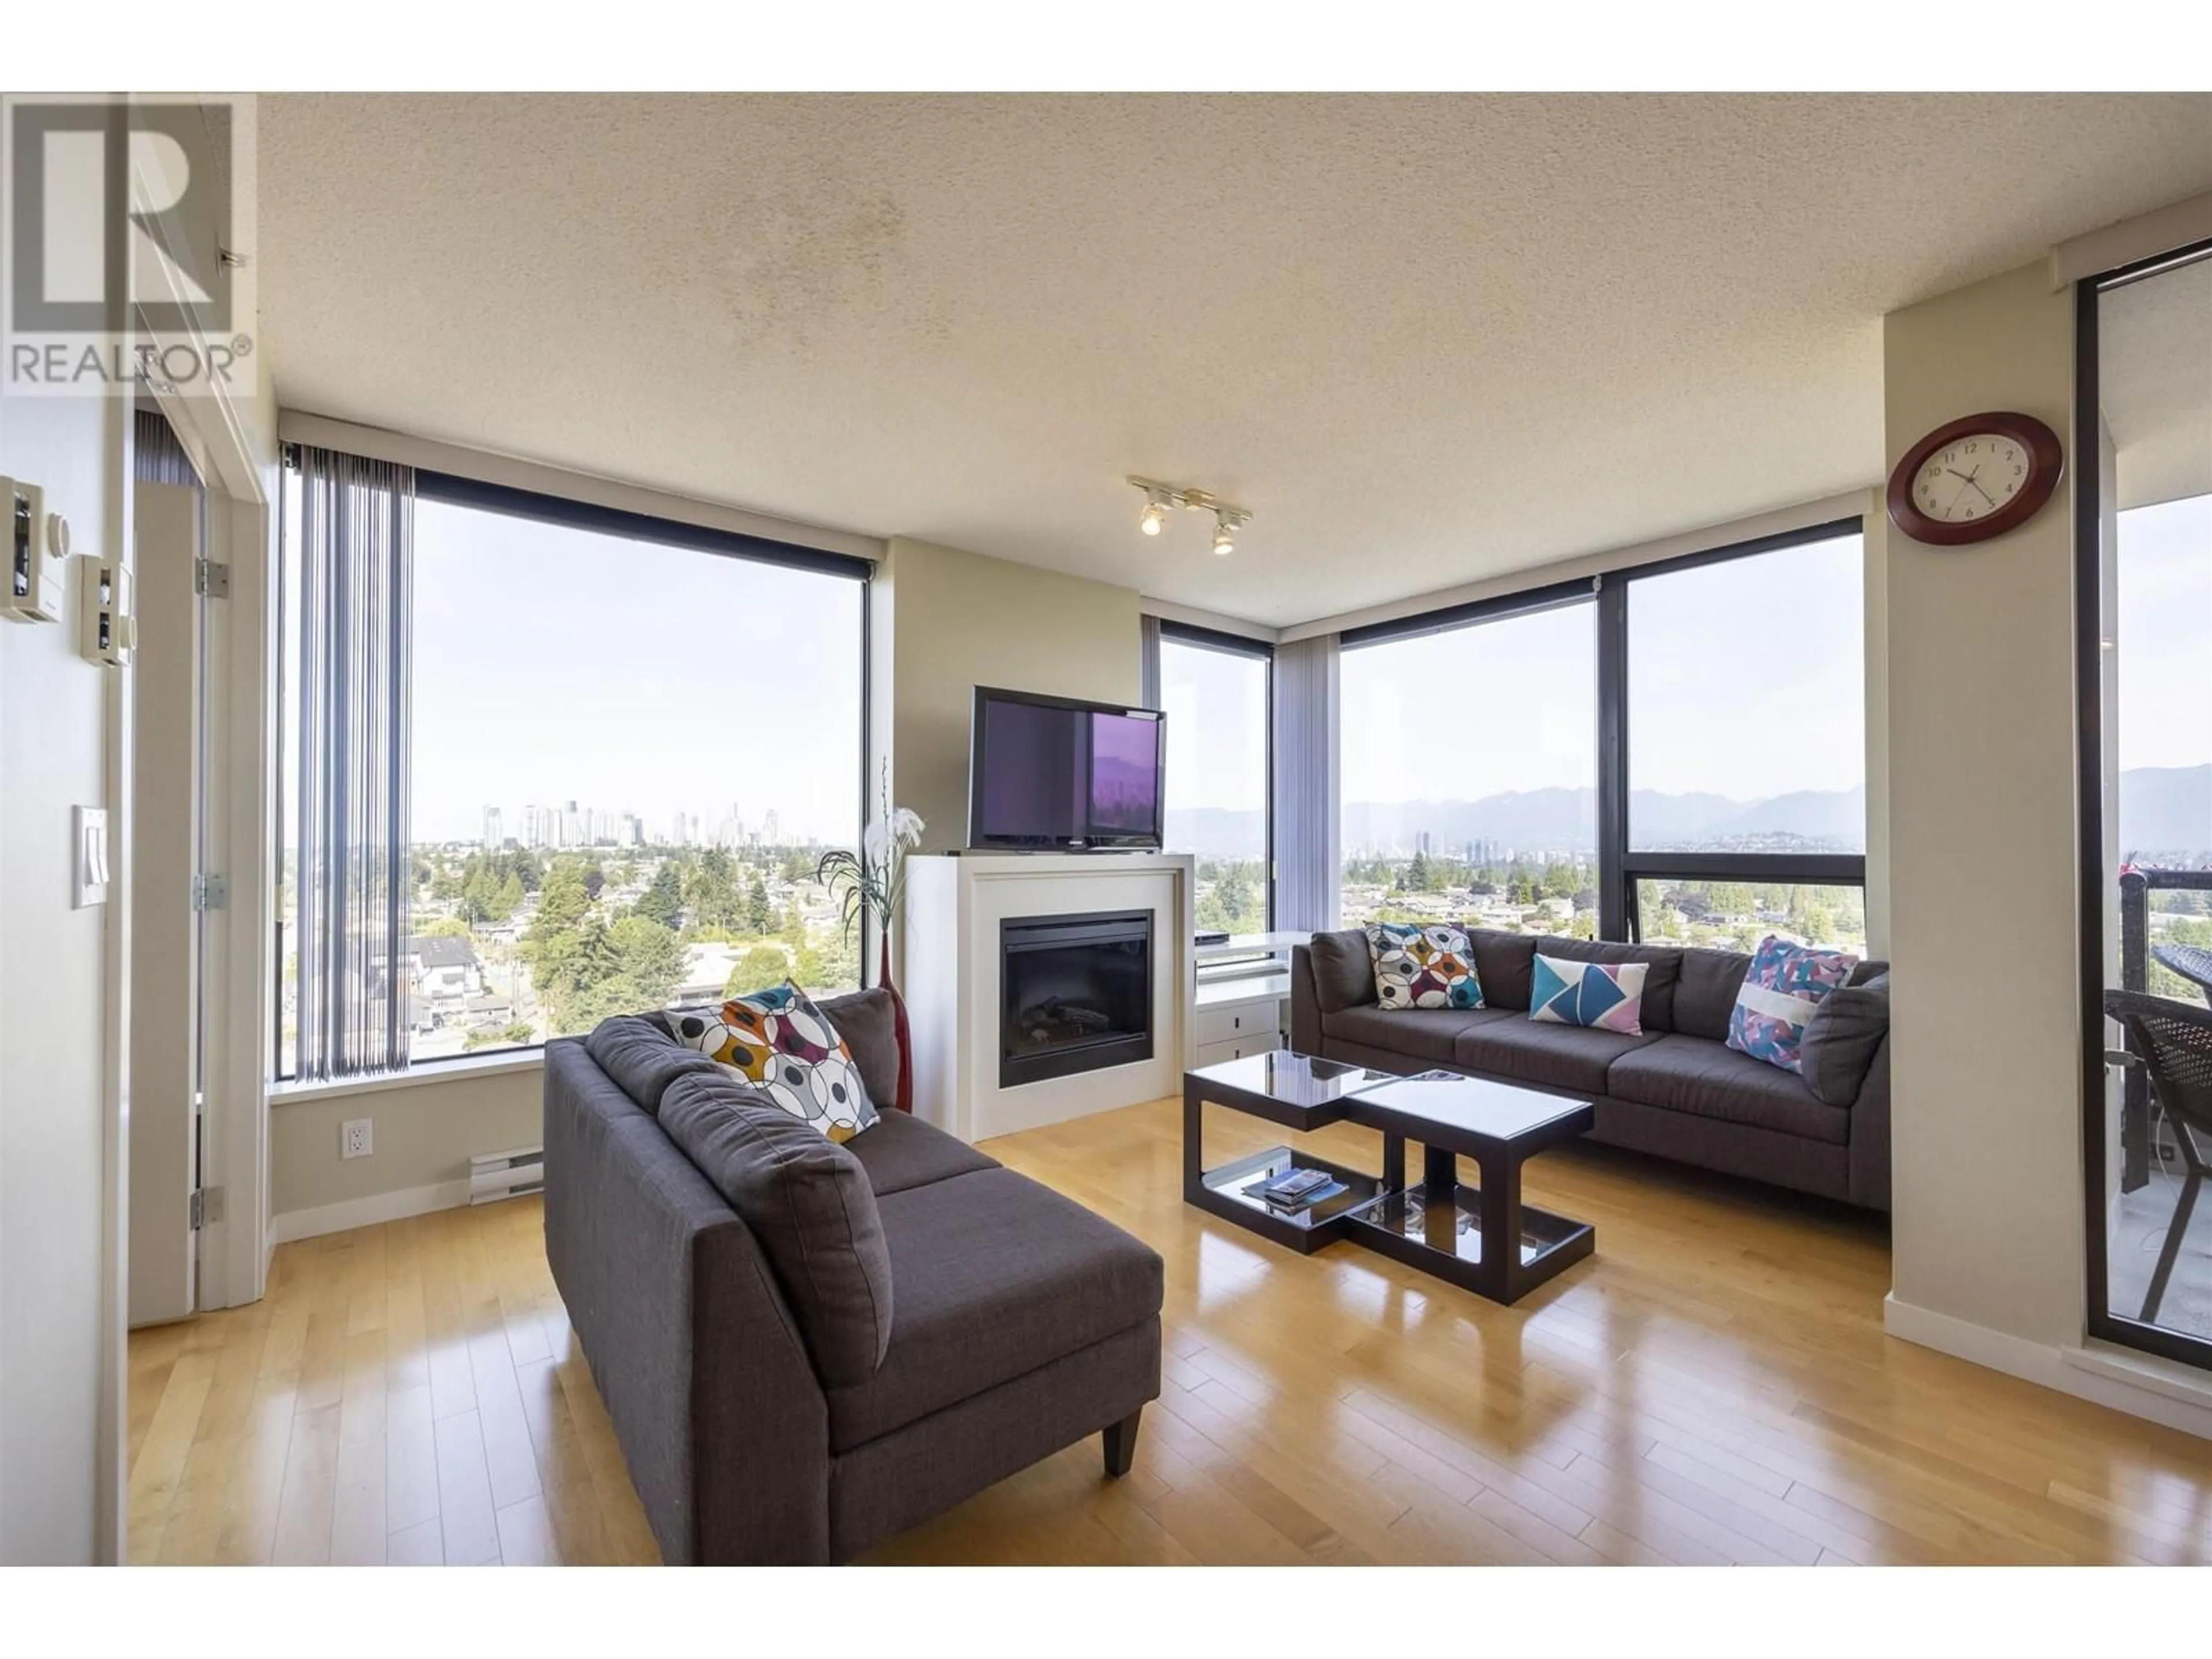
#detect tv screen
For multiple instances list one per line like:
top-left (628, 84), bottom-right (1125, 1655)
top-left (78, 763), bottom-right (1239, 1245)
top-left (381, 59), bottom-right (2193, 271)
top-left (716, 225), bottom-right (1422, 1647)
top-left (968, 687), bottom-right (1164, 849)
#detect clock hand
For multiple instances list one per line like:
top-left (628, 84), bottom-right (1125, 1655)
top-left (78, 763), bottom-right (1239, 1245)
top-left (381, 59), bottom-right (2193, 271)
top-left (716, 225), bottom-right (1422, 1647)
top-left (1963, 465), bottom-right (1997, 508)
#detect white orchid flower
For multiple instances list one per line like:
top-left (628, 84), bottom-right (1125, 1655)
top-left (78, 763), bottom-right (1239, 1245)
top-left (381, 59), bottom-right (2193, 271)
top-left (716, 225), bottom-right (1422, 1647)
top-left (862, 820), bottom-right (890, 862)
top-left (889, 806), bottom-right (926, 849)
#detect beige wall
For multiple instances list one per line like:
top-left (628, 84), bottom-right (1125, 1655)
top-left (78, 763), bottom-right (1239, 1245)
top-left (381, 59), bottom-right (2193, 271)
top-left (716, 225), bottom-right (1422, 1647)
top-left (1883, 259), bottom-right (2085, 1349)
top-left (270, 1066), bottom-right (543, 1223)
top-left (0, 391), bottom-right (126, 1562)
top-left (876, 536), bottom-right (1143, 856)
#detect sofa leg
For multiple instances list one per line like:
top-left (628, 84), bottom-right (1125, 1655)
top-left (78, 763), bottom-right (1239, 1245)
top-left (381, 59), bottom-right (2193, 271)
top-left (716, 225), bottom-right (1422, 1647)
top-left (1101, 1407), bottom-right (1143, 1479)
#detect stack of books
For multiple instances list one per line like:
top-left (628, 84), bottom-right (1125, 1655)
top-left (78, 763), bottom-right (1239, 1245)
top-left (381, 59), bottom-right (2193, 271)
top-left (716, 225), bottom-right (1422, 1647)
top-left (1253, 1165), bottom-right (1346, 1213)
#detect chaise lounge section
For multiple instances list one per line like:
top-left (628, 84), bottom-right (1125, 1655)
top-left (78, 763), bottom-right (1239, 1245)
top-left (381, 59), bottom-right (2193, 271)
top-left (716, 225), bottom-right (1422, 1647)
top-left (543, 988), bottom-right (1164, 1565)
top-left (1290, 929), bottom-right (1891, 1209)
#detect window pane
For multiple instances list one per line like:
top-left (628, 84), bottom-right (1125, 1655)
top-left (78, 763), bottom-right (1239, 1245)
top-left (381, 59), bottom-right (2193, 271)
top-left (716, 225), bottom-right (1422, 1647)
top-left (403, 500), bottom-right (862, 1061)
top-left (1339, 603), bottom-right (1596, 933)
top-left (1634, 880), bottom-right (1868, 955)
top-left (1161, 637), bottom-right (1270, 934)
top-left (1628, 534), bottom-right (1865, 853)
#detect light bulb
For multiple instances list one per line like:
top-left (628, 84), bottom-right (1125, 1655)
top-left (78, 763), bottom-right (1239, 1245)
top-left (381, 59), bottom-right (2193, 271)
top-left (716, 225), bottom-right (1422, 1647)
top-left (1212, 524), bottom-right (1235, 555)
top-left (1140, 502), bottom-right (1165, 536)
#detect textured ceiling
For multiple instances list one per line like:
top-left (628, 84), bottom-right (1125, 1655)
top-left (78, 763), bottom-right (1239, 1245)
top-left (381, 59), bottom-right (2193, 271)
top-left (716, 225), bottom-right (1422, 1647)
top-left (259, 94), bottom-right (2212, 626)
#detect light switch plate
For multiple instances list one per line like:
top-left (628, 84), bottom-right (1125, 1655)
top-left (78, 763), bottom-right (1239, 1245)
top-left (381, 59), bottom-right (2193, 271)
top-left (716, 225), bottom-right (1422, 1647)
top-left (72, 805), bottom-right (109, 908)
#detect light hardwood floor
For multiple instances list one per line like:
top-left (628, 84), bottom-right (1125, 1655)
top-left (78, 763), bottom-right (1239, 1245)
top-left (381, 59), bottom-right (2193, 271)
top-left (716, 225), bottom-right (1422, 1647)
top-left (128, 1096), bottom-right (2212, 1565)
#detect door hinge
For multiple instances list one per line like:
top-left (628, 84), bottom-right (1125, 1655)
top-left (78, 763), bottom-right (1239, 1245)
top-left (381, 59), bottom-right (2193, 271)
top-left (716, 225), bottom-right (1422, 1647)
top-left (192, 873), bottom-right (229, 911)
top-left (189, 1187), bottom-right (227, 1232)
top-left (194, 558), bottom-right (230, 599)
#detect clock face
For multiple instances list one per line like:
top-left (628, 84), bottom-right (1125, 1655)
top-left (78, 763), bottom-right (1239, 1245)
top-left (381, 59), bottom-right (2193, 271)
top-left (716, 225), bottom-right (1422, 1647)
top-left (1908, 434), bottom-right (2033, 525)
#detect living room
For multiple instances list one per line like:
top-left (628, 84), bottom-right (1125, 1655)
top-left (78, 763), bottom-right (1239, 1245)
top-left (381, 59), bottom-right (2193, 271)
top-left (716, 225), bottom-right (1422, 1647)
top-left (3, 16), bottom-right (2211, 1634)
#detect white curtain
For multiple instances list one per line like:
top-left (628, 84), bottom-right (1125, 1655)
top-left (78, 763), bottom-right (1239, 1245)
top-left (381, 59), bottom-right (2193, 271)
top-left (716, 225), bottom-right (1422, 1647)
top-left (291, 445), bottom-right (415, 1077)
top-left (1272, 633), bottom-right (1341, 933)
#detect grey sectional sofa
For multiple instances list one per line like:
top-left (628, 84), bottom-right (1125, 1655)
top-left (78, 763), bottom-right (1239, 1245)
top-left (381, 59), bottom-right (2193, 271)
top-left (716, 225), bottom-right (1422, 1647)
top-left (1291, 930), bottom-right (1892, 1209)
top-left (543, 987), bottom-right (1164, 1565)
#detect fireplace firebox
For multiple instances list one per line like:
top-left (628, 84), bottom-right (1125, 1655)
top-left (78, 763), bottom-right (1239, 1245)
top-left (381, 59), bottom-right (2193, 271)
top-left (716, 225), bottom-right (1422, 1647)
top-left (1000, 910), bottom-right (1154, 1089)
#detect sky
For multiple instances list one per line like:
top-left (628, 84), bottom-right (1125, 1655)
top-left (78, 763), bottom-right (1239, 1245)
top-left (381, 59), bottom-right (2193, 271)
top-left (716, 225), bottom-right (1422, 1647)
top-left (1160, 639), bottom-right (1268, 815)
top-left (1340, 532), bottom-right (1866, 809)
top-left (408, 501), bottom-right (864, 846)
top-left (2116, 494), bottom-right (2212, 773)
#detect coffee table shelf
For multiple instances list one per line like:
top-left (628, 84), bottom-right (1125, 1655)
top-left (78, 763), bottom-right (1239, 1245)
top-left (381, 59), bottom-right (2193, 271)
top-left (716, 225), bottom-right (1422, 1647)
top-left (1184, 1055), bottom-right (1597, 1305)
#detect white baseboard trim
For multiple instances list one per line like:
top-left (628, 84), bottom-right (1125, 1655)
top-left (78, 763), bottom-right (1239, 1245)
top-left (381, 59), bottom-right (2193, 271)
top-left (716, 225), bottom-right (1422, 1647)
top-left (270, 1178), bottom-right (472, 1245)
top-left (1884, 1294), bottom-right (2212, 1441)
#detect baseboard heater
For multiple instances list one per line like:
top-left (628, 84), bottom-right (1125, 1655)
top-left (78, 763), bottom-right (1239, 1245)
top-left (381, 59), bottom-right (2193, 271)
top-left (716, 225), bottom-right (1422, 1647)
top-left (469, 1144), bottom-right (545, 1205)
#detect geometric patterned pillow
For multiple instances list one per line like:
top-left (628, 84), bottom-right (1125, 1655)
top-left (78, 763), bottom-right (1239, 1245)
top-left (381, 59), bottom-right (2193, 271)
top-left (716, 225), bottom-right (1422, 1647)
top-left (1725, 934), bottom-right (1859, 1074)
top-left (1529, 953), bottom-right (1649, 1034)
top-left (663, 980), bottom-right (880, 1141)
top-left (1366, 922), bottom-right (1483, 1010)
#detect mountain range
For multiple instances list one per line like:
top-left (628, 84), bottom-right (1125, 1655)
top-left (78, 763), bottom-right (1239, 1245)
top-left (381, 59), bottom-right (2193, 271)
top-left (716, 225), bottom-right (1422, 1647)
top-left (1165, 764), bottom-right (2210, 859)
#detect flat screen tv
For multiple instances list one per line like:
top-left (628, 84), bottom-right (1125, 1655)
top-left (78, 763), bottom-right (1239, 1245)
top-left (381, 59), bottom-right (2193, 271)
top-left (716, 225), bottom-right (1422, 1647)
top-left (967, 685), bottom-right (1165, 850)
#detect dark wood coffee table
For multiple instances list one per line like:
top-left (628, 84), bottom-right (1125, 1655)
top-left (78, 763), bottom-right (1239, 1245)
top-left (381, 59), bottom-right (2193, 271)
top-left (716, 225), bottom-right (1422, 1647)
top-left (1183, 1053), bottom-right (1596, 1305)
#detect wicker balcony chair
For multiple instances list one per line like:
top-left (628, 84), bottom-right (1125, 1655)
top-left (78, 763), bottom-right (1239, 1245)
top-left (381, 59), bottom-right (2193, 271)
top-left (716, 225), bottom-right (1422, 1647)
top-left (2152, 942), bottom-right (2212, 1008)
top-left (2104, 990), bottom-right (2212, 1324)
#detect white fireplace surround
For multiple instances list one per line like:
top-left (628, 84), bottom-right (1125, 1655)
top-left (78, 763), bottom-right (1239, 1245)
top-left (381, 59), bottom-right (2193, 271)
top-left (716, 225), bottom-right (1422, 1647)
top-left (902, 851), bottom-right (1195, 1143)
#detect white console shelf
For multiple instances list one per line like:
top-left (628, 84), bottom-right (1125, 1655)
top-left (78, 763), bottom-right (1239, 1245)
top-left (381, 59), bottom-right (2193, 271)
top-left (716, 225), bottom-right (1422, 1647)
top-left (903, 851), bottom-right (1196, 1143)
top-left (1192, 931), bottom-right (1305, 1067)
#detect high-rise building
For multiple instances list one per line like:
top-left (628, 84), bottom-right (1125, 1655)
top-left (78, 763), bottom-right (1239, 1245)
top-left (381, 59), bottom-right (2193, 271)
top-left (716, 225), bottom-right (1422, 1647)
top-left (522, 805), bottom-right (544, 849)
top-left (562, 800), bottom-right (582, 847)
top-left (482, 806), bottom-right (503, 850)
top-left (761, 808), bottom-right (780, 847)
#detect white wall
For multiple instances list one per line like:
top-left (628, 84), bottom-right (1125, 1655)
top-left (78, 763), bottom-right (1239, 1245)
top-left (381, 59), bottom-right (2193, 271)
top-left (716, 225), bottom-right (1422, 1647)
top-left (0, 389), bottom-right (128, 1563)
top-left (875, 536), bottom-right (1143, 857)
top-left (1883, 260), bottom-right (2086, 1351)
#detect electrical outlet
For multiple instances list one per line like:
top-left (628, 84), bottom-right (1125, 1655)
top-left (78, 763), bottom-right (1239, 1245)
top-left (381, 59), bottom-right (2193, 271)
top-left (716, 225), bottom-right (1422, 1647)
top-left (340, 1119), bottom-right (373, 1160)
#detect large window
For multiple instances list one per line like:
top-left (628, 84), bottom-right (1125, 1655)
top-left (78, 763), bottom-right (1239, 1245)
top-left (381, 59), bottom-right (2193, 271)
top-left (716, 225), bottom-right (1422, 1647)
top-left (1335, 522), bottom-right (1867, 949)
top-left (276, 463), bottom-right (867, 1076)
top-left (1160, 624), bottom-right (1272, 934)
top-left (1625, 529), bottom-right (1868, 953)
top-left (1340, 598), bottom-right (1597, 933)
top-left (2078, 241), bottom-right (2212, 1372)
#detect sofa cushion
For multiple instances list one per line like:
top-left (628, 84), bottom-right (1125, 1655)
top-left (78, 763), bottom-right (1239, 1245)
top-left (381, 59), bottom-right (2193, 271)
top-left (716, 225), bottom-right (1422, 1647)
top-left (1726, 935), bottom-right (1859, 1074)
top-left (1673, 947), bottom-right (1755, 1042)
top-left (845, 1107), bottom-right (1001, 1196)
top-left (816, 986), bottom-right (902, 1110)
top-left (1529, 937), bottom-right (1682, 1032)
top-left (1849, 958), bottom-right (1890, 987)
top-left (1323, 1005), bottom-right (1512, 1063)
top-left (1308, 929), bottom-right (1378, 1014)
top-left (1606, 1034), bottom-right (1849, 1142)
top-left (666, 982), bottom-right (880, 1142)
top-left (1366, 922), bottom-right (1483, 1009)
top-left (1465, 929), bottom-right (1539, 1012)
top-left (1798, 972), bottom-right (1891, 1107)
top-left (1530, 953), bottom-right (1651, 1033)
top-left (825, 1168), bottom-right (1164, 1452)
top-left (585, 1016), bottom-right (722, 1115)
top-left (1454, 1018), bottom-right (1658, 1095)
top-left (657, 1070), bottom-right (894, 1388)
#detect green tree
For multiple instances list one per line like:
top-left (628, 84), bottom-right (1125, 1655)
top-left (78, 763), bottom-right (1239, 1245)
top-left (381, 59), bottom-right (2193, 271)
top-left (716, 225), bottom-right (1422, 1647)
top-left (1404, 849), bottom-right (1433, 892)
top-left (633, 861), bottom-right (684, 929)
top-left (725, 944), bottom-right (793, 998)
top-left (746, 872), bottom-right (775, 935)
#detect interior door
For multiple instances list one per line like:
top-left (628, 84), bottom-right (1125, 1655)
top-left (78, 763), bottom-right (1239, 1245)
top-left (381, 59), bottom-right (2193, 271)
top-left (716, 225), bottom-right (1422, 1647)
top-left (126, 479), bottom-right (205, 1327)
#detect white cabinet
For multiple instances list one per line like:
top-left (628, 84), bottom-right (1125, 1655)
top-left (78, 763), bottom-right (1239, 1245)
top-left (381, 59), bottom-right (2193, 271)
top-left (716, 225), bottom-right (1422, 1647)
top-left (1192, 982), bottom-right (1285, 1070)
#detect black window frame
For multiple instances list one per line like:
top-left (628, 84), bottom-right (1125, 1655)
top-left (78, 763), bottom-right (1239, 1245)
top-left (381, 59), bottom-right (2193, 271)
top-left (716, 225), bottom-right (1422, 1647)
top-left (1158, 619), bottom-right (1277, 932)
top-left (272, 454), bottom-right (875, 1080)
top-left (2072, 235), bottom-right (2212, 1376)
top-left (1339, 517), bottom-right (1869, 947)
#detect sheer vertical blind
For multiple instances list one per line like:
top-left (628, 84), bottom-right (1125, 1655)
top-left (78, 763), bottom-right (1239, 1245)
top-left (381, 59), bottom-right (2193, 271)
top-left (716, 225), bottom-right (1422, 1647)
top-left (1273, 632), bottom-right (1341, 931)
top-left (290, 445), bottom-right (416, 1078)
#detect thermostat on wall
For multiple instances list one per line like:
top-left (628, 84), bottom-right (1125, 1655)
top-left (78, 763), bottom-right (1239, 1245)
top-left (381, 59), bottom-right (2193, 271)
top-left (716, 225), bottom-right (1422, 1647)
top-left (2, 476), bottom-right (69, 624)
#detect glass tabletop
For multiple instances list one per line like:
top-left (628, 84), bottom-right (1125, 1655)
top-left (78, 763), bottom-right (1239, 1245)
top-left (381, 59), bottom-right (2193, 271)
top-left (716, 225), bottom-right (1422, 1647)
top-left (1190, 1049), bottom-right (1393, 1109)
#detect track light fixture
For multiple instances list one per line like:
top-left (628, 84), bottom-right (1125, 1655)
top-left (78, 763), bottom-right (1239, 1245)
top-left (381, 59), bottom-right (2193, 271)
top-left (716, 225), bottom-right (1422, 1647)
top-left (1125, 476), bottom-right (1253, 554)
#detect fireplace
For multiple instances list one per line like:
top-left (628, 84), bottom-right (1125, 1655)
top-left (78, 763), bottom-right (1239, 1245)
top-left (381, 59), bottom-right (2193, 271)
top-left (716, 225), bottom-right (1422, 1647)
top-left (999, 910), bottom-right (1154, 1089)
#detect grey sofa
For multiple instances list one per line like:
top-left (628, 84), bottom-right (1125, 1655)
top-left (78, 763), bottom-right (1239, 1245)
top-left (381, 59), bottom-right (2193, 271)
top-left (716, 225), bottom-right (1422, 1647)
top-left (543, 987), bottom-right (1164, 1565)
top-left (1291, 930), bottom-right (1892, 1209)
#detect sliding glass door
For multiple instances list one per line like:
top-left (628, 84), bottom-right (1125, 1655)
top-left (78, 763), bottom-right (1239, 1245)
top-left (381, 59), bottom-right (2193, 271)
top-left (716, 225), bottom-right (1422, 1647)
top-left (2079, 240), bottom-right (2212, 1369)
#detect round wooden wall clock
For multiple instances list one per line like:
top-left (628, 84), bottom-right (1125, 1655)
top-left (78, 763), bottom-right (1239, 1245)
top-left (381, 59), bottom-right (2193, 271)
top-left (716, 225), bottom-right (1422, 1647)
top-left (1886, 411), bottom-right (2065, 546)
